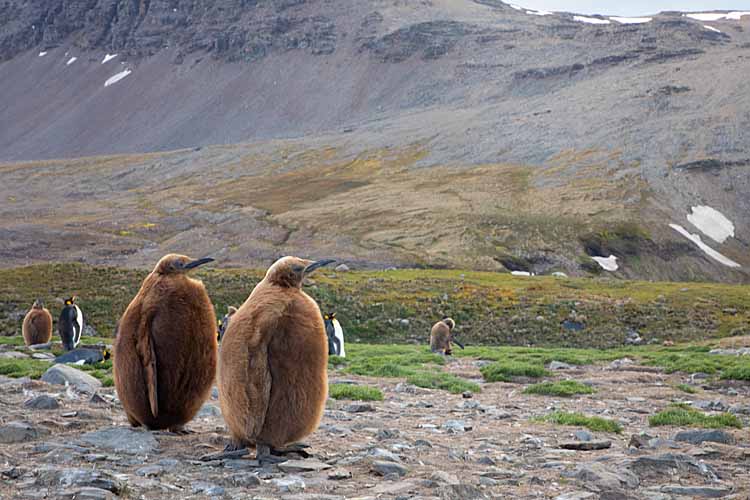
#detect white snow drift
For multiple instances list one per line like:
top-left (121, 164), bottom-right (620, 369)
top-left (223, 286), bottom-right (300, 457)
top-left (703, 25), bottom-right (722, 33)
top-left (574, 15), bottom-right (611, 25)
top-left (102, 53), bottom-right (118, 64)
top-left (610, 17), bottom-right (652, 24)
top-left (66, 57), bottom-right (77, 65)
top-left (38, 51), bottom-right (47, 57)
top-left (685, 12), bottom-right (750, 21)
top-left (686, 206), bottom-right (734, 244)
top-left (591, 255), bottom-right (619, 271)
top-left (104, 69), bottom-right (132, 87)
top-left (669, 224), bottom-right (740, 268)
top-left (527, 10), bottom-right (552, 16)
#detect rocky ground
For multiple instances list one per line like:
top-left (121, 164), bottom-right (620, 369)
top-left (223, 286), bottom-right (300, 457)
top-left (1, 356), bottom-right (749, 500)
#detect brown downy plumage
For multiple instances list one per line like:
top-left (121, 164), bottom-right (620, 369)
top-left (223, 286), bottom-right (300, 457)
top-left (114, 254), bottom-right (217, 431)
top-left (218, 256), bottom-right (335, 461)
top-left (430, 317), bottom-right (456, 355)
top-left (22, 299), bottom-right (53, 346)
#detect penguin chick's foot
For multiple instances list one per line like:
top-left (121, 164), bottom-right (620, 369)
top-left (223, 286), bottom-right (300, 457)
top-left (257, 443), bottom-right (289, 464)
top-left (272, 442), bottom-right (312, 459)
top-left (167, 426), bottom-right (195, 435)
top-left (199, 442), bottom-right (250, 461)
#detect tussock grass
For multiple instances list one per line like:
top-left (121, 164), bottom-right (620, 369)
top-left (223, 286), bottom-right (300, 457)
top-left (537, 411), bottom-right (623, 433)
top-left (406, 371), bottom-right (481, 394)
top-left (329, 384), bottom-right (383, 401)
top-left (480, 361), bottom-right (549, 382)
top-left (0, 358), bottom-right (50, 379)
top-left (649, 404), bottom-right (742, 429)
top-left (674, 383), bottom-right (697, 394)
top-left (523, 380), bottom-right (595, 397)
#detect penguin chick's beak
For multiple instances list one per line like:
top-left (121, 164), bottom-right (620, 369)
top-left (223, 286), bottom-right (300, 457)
top-left (183, 257), bottom-right (215, 270)
top-left (304, 259), bottom-right (336, 274)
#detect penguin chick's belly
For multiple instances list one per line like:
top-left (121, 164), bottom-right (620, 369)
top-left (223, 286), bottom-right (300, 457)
top-left (258, 348), bottom-right (328, 447)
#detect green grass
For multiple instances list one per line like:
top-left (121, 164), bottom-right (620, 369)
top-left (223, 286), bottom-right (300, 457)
top-left (523, 380), bottom-right (595, 397)
top-left (329, 383), bottom-right (383, 401)
top-left (721, 365), bottom-right (750, 381)
top-left (0, 358), bottom-right (51, 379)
top-left (674, 383), bottom-right (697, 394)
top-left (537, 411), bottom-right (623, 433)
top-left (649, 404), bottom-right (743, 429)
top-left (480, 361), bottom-right (549, 382)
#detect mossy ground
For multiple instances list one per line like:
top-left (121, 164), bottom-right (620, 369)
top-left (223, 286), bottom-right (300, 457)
top-left (328, 384), bottom-right (383, 401)
top-left (523, 380), bottom-right (595, 397)
top-left (535, 411), bottom-right (623, 433)
top-left (649, 404), bottom-right (743, 429)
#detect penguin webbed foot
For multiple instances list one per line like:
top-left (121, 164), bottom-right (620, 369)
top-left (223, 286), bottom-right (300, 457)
top-left (199, 442), bottom-right (250, 462)
top-left (271, 442), bottom-right (312, 459)
top-left (256, 443), bottom-right (289, 464)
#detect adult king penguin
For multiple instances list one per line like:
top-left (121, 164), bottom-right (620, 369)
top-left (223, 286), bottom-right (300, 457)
top-left (58, 296), bottom-right (83, 351)
top-left (22, 299), bottom-right (53, 346)
top-left (217, 256), bottom-right (335, 463)
top-left (114, 254), bottom-right (217, 431)
top-left (323, 312), bottom-right (346, 357)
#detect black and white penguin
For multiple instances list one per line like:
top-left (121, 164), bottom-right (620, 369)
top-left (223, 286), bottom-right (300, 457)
top-left (58, 296), bottom-right (83, 351)
top-left (54, 347), bottom-right (111, 365)
top-left (323, 312), bottom-right (345, 357)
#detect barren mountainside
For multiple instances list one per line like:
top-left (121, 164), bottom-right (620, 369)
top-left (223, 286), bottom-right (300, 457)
top-left (0, 1), bottom-right (749, 281)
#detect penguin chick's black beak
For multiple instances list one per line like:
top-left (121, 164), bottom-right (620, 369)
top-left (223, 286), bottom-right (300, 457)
top-left (304, 259), bottom-right (336, 274)
top-left (183, 257), bottom-right (215, 270)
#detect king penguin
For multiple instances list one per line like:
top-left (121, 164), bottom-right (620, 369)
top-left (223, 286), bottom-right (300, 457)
top-left (113, 254), bottom-right (217, 431)
top-left (22, 299), bottom-right (53, 346)
top-left (218, 305), bottom-right (238, 342)
top-left (323, 312), bottom-right (346, 357)
top-left (216, 256), bottom-right (335, 462)
top-left (58, 296), bottom-right (83, 351)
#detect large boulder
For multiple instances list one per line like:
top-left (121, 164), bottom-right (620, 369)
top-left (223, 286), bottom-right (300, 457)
top-left (41, 364), bottom-right (102, 394)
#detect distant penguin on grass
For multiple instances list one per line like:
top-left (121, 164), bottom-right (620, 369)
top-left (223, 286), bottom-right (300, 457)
top-left (114, 254), bottom-right (217, 432)
top-left (324, 312), bottom-right (346, 357)
top-left (55, 347), bottom-right (111, 366)
top-left (58, 296), bottom-right (83, 351)
top-left (216, 256), bottom-right (335, 463)
top-left (430, 316), bottom-right (463, 355)
top-left (218, 306), bottom-right (238, 342)
top-left (22, 299), bottom-right (53, 346)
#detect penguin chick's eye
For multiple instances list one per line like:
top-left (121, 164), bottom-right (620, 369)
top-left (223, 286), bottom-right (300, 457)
top-left (292, 264), bottom-right (305, 274)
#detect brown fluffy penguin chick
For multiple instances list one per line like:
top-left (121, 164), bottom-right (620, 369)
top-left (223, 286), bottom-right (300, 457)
top-left (218, 256), bottom-right (335, 462)
top-left (114, 254), bottom-right (217, 431)
top-left (22, 299), bottom-right (53, 346)
top-left (430, 317), bottom-right (456, 355)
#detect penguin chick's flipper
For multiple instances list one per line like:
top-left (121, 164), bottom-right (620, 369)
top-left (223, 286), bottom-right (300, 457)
top-left (136, 312), bottom-right (159, 419)
top-left (256, 443), bottom-right (288, 464)
top-left (453, 339), bottom-right (465, 349)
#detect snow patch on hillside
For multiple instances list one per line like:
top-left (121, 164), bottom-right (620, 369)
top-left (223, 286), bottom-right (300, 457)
top-left (66, 57), bottom-right (77, 65)
top-left (610, 17), bottom-right (652, 24)
top-left (574, 15), bottom-right (611, 25)
top-left (104, 69), bottom-right (132, 87)
top-left (592, 255), bottom-right (618, 271)
top-left (102, 54), bottom-right (118, 64)
top-left (38, 51), bottom-right (47, 57)
top-left (685, 12), bottom-right (750, 21)
top-left (527, 10), bottom-right (552, 16)
top-left (670, 224), bottom-right (740, 268)
top-left (687, 206), bottom-right (734, 244)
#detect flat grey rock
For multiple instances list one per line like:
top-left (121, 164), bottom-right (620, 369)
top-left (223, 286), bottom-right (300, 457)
top-left (0, 351), bottom-right (28, 359)
top-left (135, 465), bottom-right (164, 477)
top-left (278, 459), bottom-right (332, 473)
top-left (79, 427), bottom-right (158, 455)
top-left (273, 475), bottom-right (306, 493)
top-left (372, 460), bottom-right (408, 477)
top-left (229, 472), bottom-right (261, 487)
top-left (657, 485), bottom-right (733, 498)
top-left (555, 493), bottom-right (597, 500)
top-left (558, 440), bottom-right (611, 451)
top-left (191, 481), bottom-right (225, 496)
top-left (674, 429), bottom-right (735, 445)
top-left (368, 448), bottom-right (401, 462)
top-left (197, 403), bottom-right (222, 417)
top-left (573, 430), bottom-right (593, 442)
top-left (548, 361), bottom-right (575, 370)
top-left (24, 395), bottom-right (60, 410)
top-left (343, 403), bottom-right (375, 413)
top-left (55, 487), bottom-right (115, 500)
top-left (0, 421), bottom-right (48, 444)
top-left (567, 462), bottom-right (639, 490)
top-left (36, 467), bottom-right (123, 494)
top-left (41, 365), bottom-right (102, 394)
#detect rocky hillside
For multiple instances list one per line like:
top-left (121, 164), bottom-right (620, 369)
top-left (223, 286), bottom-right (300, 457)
top-left (1, 1), bottom-right (749, 281)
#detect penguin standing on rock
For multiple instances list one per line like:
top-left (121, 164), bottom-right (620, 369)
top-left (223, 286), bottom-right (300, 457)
top-left (430, 316), bottom-right (463, 355)
top-left (114, 254), bottom-right (217, 432)
top-left (22, 299), bottom-right (53, 346)
top-left (58, 296), bottom-right (83, 351)
top-left (215, 256), bottom-right (335, 463)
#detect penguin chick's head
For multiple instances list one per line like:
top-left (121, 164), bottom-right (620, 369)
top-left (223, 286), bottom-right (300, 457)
top-left (32, 298), bottom-right (45, 309)
top-left (64, 296), bottom-right (78, 306)
top-left (442, 317), bottom-right (456, 330)
top-left (265, 256), bottom-right (336, 288)
top-left (154, 254), bottom-right (215, 275)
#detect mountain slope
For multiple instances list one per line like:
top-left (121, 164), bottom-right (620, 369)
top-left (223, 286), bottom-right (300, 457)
top-left (1, 1), bottom-right (749, 281)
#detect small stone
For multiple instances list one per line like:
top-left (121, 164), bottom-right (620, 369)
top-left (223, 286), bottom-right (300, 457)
top-left (41, 365), bottom-right (102, 394)
top-left (229, 472), bottom-right (261, 487)
top-left (567, 463), bottom-right (639, 490)
top-left (369, 448), bottom-right (401, 462)
top-left (462, 391), bottom-right (473, 399)
top-left (608, 358), bottom-right (634, 370)
top-left (558, 440), bottom-right (611, 451)
top-left (56, 487), bottom-right (115, 500)
top-left (278, 459), bottom-right (332, 473)
top-left (548, 361), bottom-right (575, 370)
top-left (372, 460), bottom-right (408, 477)
top-left (0, 421), bottom-right (48, 444)
top-left (272, 475), bottom-right (306, 492)
top-left (442, 420), bottom-right (469, 433)
top-left (376, 429), bottom-right (400, 440)
top-left (191, 481), bottom-right (225, 496)
top-left (477, 456), bottom-right (496, 466)
top-left (136, 465), bottom-right (164, 477)
top-left (328, 469), bottom-right (352, 480)
top-left (211, 387), bottom-right (219, 399)
top-left (574, 430), bottom-right (593, 442)
top-left (674, 429), bottom-right (735, 445)
top-left (37, 468), bottom-right (123, 493)
top-left (344, 403), bottom-right (375, 413)
top-left (658, 485), bottom-right (733, 497)
top-left (555, 492), bottom-right (596, 500)
top-left (430, 471), bottom-right (459, 485)
top-left (89, 393), bottom-right (108, 405)
top-left (24, 395), bottom-right (60, 410)
top-left (399, 319), bottom-right (410, 326)
top-left (479, 476), bottom-right (498, 486)
top-left (438, 484), bottom-right (488, 499)
top-left (629, 433), bottom-right (652, 448)
top-left (28, 342), bottom-right (52, 350)
top-left (394, 383), bottom-right (418, 394)
top-left (415, 439), bottom-right (433, 448)
top-left (197, 403), bottom-right (222, 418)
top-left (31, 352), bottom-right (55, 360)
top-left (79, 427), bottom-right (158, 455)
top-left (335, 264), bottom-right (350, 272)
top-left (0, 351), bottom-right (28, 359)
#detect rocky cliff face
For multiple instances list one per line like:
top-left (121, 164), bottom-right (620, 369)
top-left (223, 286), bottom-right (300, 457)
top-left (0, 1), bottom-right (749, 281)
